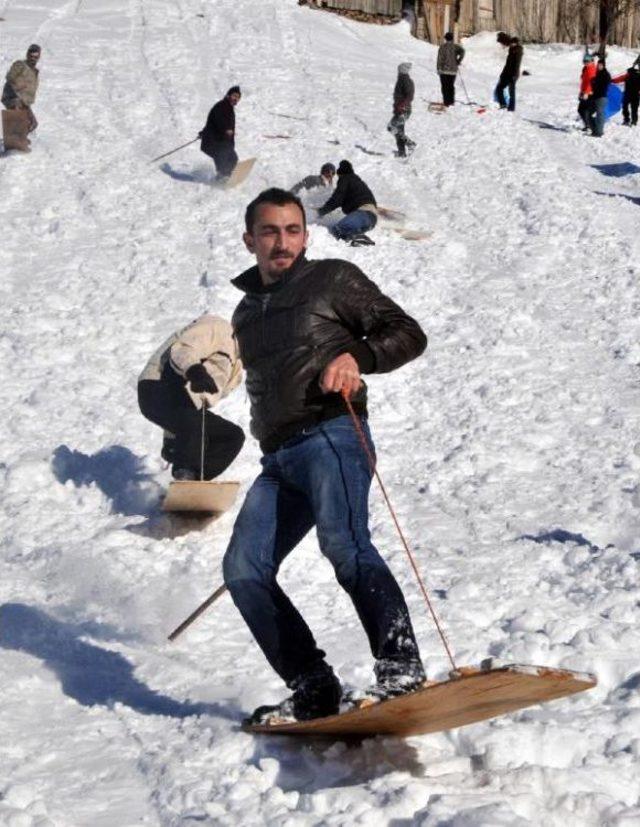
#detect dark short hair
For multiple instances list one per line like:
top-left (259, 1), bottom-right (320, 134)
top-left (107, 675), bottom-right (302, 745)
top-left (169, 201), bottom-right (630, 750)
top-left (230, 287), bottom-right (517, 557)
top-left (245, 188), bottom-right (306, 233)
top-left (444, 32), bottom-right (453, 41)
top-left (320, 162), bottom-right (336, 176)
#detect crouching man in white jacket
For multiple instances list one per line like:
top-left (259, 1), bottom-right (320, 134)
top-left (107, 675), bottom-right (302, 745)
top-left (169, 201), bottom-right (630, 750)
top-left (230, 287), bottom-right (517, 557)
top-left (138, 315), bottom-right (245, 480)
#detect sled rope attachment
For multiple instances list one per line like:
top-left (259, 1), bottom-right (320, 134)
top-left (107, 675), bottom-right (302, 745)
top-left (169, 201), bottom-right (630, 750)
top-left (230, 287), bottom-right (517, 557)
top-left (341, 388), bottom-right (457, 672)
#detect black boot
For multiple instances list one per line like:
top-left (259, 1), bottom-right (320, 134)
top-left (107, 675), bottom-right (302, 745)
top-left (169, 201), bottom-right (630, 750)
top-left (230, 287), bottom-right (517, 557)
top-left (372, 657), bottom-right (426, 699)
top-left (245, 663), bottom-right (342, 725)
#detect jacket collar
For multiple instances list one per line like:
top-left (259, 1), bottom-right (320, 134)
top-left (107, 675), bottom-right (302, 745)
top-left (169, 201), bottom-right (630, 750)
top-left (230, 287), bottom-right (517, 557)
top-left (231, 252), bottom-right (308, 295)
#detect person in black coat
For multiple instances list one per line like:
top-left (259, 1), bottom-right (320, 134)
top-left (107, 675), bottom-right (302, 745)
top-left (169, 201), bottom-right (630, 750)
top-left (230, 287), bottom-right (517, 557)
top-left (223, 187), bottom-right (427, 724)
top-left (317, 160), bottom-right (377, 242)
top-left (590, 58), bottom-right (611, 137)
top-left (200, 86), bottom-right (241, 179)
top-left (496, 36), bottom-right (523, 112)
top-left (387, 62), bottom-right (416, 157)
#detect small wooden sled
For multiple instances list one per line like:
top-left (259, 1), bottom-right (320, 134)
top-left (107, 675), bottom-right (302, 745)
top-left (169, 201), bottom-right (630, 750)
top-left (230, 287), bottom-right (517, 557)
top-left (244, 663), bottom-right (596, 738)
top-left (2, 109), bottom-right (31, 152)
top-left (225, 157), bottom-right (256, 189)
top-left (377, 206), bottom-right (406, 222)
top-left (428, 102), bottom-right (447, 114)
top-left (162, 480), bottom-right (239, 514)
top-left (392, 228), bottom-right (432, 242)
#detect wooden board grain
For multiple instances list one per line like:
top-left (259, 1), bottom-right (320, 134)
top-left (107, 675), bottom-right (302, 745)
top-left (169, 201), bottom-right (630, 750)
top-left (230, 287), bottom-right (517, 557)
top-left (2, 109), bottom-right (30, 151)
top-left (162, 480), bottom-right (239, 514)
top-left (225, 157), bottom-right (256, 189)
top-left (245, 664), bottom-right (597, 738)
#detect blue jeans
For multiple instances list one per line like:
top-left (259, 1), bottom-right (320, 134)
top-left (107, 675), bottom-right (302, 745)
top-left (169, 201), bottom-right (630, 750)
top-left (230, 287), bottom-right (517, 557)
top-left (591, 97), bottom-right (607, 136)
top-left (496, 77), bottom-right (516, 111)
top-left (223, 415), bottom-right (423, 686)
top-left (330, 210), bottom-right (377, 241)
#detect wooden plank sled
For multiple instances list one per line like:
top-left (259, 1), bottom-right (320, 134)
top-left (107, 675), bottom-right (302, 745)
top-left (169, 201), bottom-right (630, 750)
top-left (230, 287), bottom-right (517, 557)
top-left (224, 157), bottom-right (256, 189)
top-left (244, 663), bottom-right (597, 738)
top-left (427, 102), bottom-right (447, 113)
top-left (2, 109), bottom-right (31, 152)
top-left (162, 480), bottom-right (239, 514)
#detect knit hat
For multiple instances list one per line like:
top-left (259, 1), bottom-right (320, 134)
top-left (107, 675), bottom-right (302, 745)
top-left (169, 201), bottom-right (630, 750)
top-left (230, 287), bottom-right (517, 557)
top-left (337, 160), bottom-right (353, 176)
top-left (27, 44), bottom-right (41, 54)
top-left (444, 32), bottom-right (453, 42)
top-left (582, 53), bottom-right (593, 63)
top-left (398, 62), bottom-right (412, 75)
top-left (226, 85), bottom-right (241, 97)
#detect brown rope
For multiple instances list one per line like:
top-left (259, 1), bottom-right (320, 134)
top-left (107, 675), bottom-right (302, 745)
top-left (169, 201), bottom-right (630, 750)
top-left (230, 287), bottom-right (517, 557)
top-left (341, 388), bottom-right (457, 672)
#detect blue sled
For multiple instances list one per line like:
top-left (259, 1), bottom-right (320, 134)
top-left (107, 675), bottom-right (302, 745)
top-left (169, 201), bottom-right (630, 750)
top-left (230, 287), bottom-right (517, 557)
top-left (605, 84), bottom-right (622, 120)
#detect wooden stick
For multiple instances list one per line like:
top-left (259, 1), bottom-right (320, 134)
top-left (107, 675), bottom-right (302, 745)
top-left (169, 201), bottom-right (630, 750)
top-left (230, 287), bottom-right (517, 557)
top-left (168, 583), bottom-right (228, 641)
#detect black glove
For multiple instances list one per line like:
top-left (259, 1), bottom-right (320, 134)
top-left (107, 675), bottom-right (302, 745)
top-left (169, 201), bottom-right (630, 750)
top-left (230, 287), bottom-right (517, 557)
top-left (198, 130), bottom-right (203, 138)
top-left (186, 364), bottom-right (218, 394)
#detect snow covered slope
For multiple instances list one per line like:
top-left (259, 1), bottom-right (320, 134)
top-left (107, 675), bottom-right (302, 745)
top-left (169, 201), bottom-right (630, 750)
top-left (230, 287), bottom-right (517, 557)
top-left (1, 1), bottom-right (640, 824)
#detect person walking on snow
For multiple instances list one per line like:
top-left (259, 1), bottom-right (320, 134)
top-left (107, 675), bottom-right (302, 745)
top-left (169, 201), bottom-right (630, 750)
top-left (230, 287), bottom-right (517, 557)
top-left (589, 58), bottom-right (611, 137)
top-left (199, 86), bottom-right (241, 181)
top-left (2, 44), bottom-right (41, 138)
top-left (138, 315), bottom-right (245, 480)
top-left (437, 32), bottom-right (465, 107)
top-left (578, 53), bottom-right (597, 131)
top-left (316, 160), bottom-right (378, 244)
top-left (223, 187), bottom-right (427, 724)
top-left (291, 162), bottom-right (336, 195)
top-left (612, 64), bottom-right (640, 126)
top-left (496, 36), bottom-right (523, 112)
top-left (387, 62), bottom-right (415, 157)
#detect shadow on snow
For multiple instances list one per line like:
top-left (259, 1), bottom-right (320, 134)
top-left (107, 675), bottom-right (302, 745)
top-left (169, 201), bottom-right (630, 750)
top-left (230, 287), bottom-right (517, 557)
top-left (51, 444), bottom-right (162, 517)
top-left (0, 603), bottom-right (240, 721)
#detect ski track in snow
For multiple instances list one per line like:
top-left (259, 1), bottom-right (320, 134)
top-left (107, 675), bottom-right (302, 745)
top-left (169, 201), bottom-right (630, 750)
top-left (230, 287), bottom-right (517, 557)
top-left (1, 1), bottom-right (640, 824)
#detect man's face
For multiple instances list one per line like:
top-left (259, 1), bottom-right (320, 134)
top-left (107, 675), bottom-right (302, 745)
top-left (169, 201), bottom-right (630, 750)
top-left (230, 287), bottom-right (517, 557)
top-left (26, 51), bottom-right (40, 67)
top-left (229, 93), bottom-right (241, 107)
top-left (324, 171), bottom-right (335, 186)
top-left (243, 203), bottom-right (308, 284)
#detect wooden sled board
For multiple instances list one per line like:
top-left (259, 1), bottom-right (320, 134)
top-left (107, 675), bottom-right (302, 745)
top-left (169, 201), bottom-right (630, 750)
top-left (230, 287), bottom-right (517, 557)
top-left (245, 663), bottom-right (597, 738)
top-left (428, 102), bottom-right (447, 113)
top-left (162, 480), bottom-right (240, 513)
top-left (225, 157), bottom-right (256, 189)
top-left (2, 109), bottom-right (30, 152)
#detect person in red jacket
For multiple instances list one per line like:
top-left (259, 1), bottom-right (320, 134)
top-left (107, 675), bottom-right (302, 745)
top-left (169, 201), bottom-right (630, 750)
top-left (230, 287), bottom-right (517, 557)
top-left (578, 53), bottom-right (597, 131)
top-left (612, 65), bottom-right (640, 126)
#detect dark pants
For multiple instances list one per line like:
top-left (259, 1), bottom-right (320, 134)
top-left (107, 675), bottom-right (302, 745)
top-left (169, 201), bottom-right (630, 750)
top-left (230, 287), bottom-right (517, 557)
top-left (578, 96), bottom-right (595, 128)
top-left (591, 96), bottom-right (607, 137)
top-left (496, 76), bottom-right (517, 111)
top-left (387, 110), bottom-right (415, 156)
top-left (138, 366), bottom-right (244, 479)
top-left (439, 73), bottom-right (456, 106)
top-left (202, 140), bottom-right (238, 178)
top-left (223, 415), bottom-right (423, 686)
top-left (623, 92), bottom-right (639, 125)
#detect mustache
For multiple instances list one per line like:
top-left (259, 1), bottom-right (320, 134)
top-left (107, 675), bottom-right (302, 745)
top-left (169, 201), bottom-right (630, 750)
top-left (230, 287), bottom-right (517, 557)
top-left (269, 249), bottom-right (294, 260)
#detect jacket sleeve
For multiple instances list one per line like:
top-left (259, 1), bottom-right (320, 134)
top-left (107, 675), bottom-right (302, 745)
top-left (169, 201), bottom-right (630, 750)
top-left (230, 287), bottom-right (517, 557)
top-left (6, 62), bottom-right (28, 100)
top-left (437, 46), bottom-right (444, 73)
top-left (456, 45), bottom-right (465, 64)
top-left (331, 264), bottom-right (427, 374)
top-left (170, 316), bottom-right (235, 378)
top-left (318, 176), bottom-right (346, 216)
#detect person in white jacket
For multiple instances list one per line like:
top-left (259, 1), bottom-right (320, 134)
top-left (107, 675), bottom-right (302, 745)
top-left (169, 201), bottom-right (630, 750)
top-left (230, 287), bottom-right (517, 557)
top-left (138, 314), bottom-right (245, 480)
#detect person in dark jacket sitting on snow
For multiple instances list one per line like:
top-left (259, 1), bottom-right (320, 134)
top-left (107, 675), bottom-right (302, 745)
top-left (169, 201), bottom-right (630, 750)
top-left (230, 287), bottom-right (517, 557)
top-left (317, 160), bottom-right (377, 242)
top-left (223, 187), bottom-right (427, 725)
top-left (199, 86), bottom-right (241, 180)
